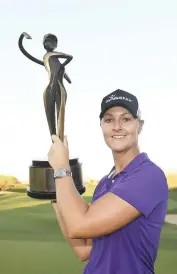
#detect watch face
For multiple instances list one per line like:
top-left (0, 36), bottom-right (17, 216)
top-left (60, 169), bottom-right (66, 177)
top-left (54, 169), bottom-right (65, 177)
top-left (54, 168), bottom-right (71, 178)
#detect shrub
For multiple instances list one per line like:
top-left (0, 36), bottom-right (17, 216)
top-left (0, 175), bottom-right (20, 192)
top-left (0, 181), bottom-right (15, 191)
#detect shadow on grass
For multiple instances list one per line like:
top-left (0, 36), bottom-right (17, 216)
top-left (0, 196), bottom-right (92, 243)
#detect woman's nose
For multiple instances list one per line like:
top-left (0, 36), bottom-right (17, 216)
top-left (112, 120), bottom-right (123, 131)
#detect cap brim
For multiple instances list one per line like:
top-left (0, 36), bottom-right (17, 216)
top-left (99, 101), bottom-right (137, 119)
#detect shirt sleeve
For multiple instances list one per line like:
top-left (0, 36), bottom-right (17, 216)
top-left (109, 166), bottom-right (168, 218)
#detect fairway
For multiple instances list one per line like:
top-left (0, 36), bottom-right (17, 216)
top-left (0, 188), bottom-right (177, 274)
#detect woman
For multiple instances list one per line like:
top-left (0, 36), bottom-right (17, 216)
top-left (48, 89), bottom-right (169, 274)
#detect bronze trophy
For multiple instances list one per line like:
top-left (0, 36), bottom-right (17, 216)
top-left (18, 32), bottom-right (86, 199)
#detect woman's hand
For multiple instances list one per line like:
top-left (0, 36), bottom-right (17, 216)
top-left (48, 135), bottom-right (70, 170)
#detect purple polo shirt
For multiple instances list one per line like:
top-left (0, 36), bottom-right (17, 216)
top-left (83, 153), bottom-right (168, 274)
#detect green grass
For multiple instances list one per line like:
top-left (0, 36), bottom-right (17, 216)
top-left (0, 194), bottom-right (86, 274)
top-left (0, 187), bottom-right (177, 274)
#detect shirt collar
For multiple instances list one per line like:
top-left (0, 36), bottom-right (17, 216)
top-left (108, 152), bottom-right (149, 178)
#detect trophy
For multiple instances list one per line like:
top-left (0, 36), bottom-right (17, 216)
top-left (18, 32), bottom-right (86, 199)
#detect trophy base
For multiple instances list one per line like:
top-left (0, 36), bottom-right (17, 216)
top-left (27, 188), bottom-right (57, 200)
top-left (27, 158), bottom-right (86, 200)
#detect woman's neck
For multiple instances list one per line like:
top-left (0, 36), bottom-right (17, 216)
top-left (112, 146), bottom-right (140, 174)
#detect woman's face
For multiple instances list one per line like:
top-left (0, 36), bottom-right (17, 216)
top-left (100, 106), bottom-right (144, 153)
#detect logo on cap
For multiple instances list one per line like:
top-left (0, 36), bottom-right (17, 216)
top-left (105, 94), bottom-right (133, 104)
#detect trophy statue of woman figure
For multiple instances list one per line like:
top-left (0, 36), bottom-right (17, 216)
top-left (18, 32), bottom-right (85, 199)
top-left (18, 32), bottom-right (73, 141)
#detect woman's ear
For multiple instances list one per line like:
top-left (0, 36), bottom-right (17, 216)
top-left (100, 118), bottom-right (102, 127)
top-left (138, 120), bottom-right (144, 134)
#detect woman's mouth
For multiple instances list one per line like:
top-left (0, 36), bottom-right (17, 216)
top-left (112, 135), bottom-right (126, 139)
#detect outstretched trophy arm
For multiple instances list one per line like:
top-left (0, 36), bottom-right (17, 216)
top-left (18, 32), bottom-right (44, 66)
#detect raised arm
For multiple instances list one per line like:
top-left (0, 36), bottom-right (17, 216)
top-left (18, 32), bottom-right (44, 66)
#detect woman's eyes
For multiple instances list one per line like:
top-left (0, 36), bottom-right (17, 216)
top-left (104, 117), bottom-right (131, 123)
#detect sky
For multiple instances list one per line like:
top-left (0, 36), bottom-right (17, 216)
top-left (0, 0), bottom-right (177, 181)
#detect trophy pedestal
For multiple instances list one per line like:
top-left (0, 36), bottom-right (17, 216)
top-left (27, 158), bottom-right (86, 200)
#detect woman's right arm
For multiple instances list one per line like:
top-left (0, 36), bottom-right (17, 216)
top-left (18, 32), bottom-right (44, 66)
top-left (52, 201), bottom-right (92, 261)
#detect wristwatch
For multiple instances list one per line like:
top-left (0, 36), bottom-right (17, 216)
top-left (54, 168), bottom-right (72, 179)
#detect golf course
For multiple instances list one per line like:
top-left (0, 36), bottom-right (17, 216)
top-left (0, 183), bottom-right (177, 274)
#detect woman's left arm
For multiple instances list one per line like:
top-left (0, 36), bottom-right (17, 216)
top-left (55, 176), bottom-right (141, 239)
top-left (48, 136), bottom-right (166, 240)
top-left (48, 136), bottom-right (141, 239)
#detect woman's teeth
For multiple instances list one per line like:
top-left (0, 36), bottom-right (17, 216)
top-left (112, 135), bottom-right (125, 139)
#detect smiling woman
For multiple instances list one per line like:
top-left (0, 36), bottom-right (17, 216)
top-left (48, 89), bottom-right (169, 274)
top-left (101, 109), bottom-right (143, 155)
